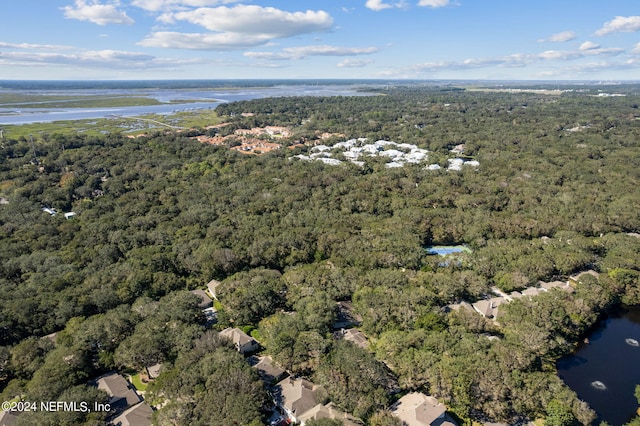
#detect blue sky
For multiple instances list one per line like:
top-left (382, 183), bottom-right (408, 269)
top-left (1, 0), bottom-right (640, 80)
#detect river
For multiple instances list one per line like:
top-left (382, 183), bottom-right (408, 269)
top-left (557, 305), bottom-right (640, 425)
top-left (0, 81), bottom-right (380, 125)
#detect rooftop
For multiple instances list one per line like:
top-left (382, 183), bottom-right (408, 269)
top-left (391, 392), bottom-right (448, 426)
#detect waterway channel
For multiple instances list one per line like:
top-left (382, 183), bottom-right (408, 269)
top-left (556, 305), bottom-right (640, 425)
top-left (0, 83), bottom-right (375, 125)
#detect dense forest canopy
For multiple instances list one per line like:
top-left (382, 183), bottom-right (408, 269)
top-left (0, 85), bottom-right (639, 425)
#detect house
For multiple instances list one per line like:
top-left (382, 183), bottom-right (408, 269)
top-left (248, 355), bottom-right (287, 383)
top-left (449, 143), bottom-right (465, 154)
top-left (146, 363), bottom-right (162, 380)
top-left (390, 392), bottom-right (456, 426)
top-left (521, 287), bottom-right (543, 298)
top-left (338, 328), bottom-right (369, 349)
top-left (508, 291), bottom-right (523, 300)
top-left (568, 270), bottom-right (600, 286)
top-left (219, 327), bottom-right (259, 354)
top-left (539, 280), bottom-right (574, 293)
top-left (64, 212), bottom-right (76, 219)
top-left (273, 378), bottom-right (321, 424)
top-left (94, 372), bottom-right (142, 412)
top-left (472, 297), bottom-right (505, 319)
top-left (0, 410), bottom-right (19, 426)
top-left (110, 402), bottom-right (153, 426)
top-left (190, 289), bottom-right (213, 309)
top-left (207, 279), bottom-right (221, 300)
top-left (445, 301), bottom-right (473, 312)
top-left (298, 402), bottom-right (363, 426)
top-left (333, 301), bottom-right (361, 329)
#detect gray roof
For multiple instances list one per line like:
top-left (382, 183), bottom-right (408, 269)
top-left (220, 327), bottom-right (258, 352)
top-left (0, 411), bottom-right (19, 426)
top-left (569, 270), bottom-right (599, 283)
top-left (340, 328), bottom-right (369, 349)
top-left (96, 372), bottom-right (141, 409)
top-left (298, 403), bottom-right (363, 426)
top-left (207, 279), bottom-right (221, 298)
top-left (391, 392), bottom-right (447, 426)
top-left (275, 377), bottom-right (319, 418)
top-left (248, 355), bottom-right (287, 382)
top-left (190, 289), bottom-right (213, 309)
top-left (472, 297), bottom-right (504, 318)
top-left (111, 402), bottom-right (153, 426)
top-left (146, 363), bottom-right (162, 379)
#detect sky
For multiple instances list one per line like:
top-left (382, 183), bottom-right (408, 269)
top-left (1, 0), bottom-right (640, 80)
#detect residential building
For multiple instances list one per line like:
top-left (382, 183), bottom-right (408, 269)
top-left (472, 297), bottom-right (505, 319)
top-left (339, 328), bottom-right (369, 349)
top-left (568, 270), bottom-right (600, 286)
top-left (273, 378), bottom-right (321, 424)
top-left (94, 372), bottom-right (142, 412)
top-left (219, 327), bottom-right (260, 354)
top-left (248, 355), bottom-right (287, 384)
top-left (390, 392), bottom-right (456, 426)
top-left (298, 403), bottom-right (363, 426)
top-left (190, 289), bottom-right (213, 309)
top-left (110, 403), bottom-right (153, 426)
top-left (207, 279), bottom-right (221, 300)
top-left (0, 410), bottom-right (19, 426)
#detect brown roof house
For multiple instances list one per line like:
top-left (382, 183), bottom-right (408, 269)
top-left (190, 289), bottom-right (213, 309)
top-left (207, 279), bottom-right (222, 300)
top-left (273, 378), bottom-right (322, 424)
top-left (390, 392), bottom-right (456, 426)
top-left (298, 402), bottom-right (363, 426)
top-left (248, 355), bottom-right (287, 384)
top-left (0, 410), bottom-right (19, 426)
top-left (111, 403), bottom-right (153, 426)
top-left (539, 280), bottom-right (574, 293)
top-left (472, 297), bottom-right (505, 319)
top-left (95, 372), bottom-right (142, 412)
top-left (219, 327), bottom-right (260, 354)
top-left (568, 270), bottom-right (600, 286)
top-left (338, 328), bottom-right (369, 349)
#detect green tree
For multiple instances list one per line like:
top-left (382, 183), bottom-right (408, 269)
top-left (545, 399), bottom-right (576, 426)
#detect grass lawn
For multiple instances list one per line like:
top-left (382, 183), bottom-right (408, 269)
top-left (129, 373), bottom-right (148, 392)
top-left (2, 109), bottom-right (223, 140)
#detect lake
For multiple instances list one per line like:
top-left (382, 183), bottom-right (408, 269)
top-left (556, 305), bottom-right (640, 425)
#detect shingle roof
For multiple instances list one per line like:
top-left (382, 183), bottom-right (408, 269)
top-left (96, 372), bottom-right (141, 409)
top-left (111, 402), bottom-right (153, 426)
top-left (391, 392), bottom-right (447, 426)
top-left (275, 378), bottom-right (319, 418)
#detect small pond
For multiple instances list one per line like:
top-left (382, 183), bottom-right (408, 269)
top-left (557, 305), bottom-right (640, 425)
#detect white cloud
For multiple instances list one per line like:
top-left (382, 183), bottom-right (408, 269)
top-left (140, 5), bottom-right (333, 50)
top-left (169, 5), bottom-right (332, 36)
top-left (139, 31), bottom-right (273, 50)
top-left (366, 0), bottom-right (428, 11)
top-left (405, 45), bottom-right (624, 76)
top-left (0, 42), bottom-right (72, 50)
top-left (417, 0), bottom-right (450, 8)
top-left (244, 45), bottom-right (378, 60)
top-left (579, 41), bottom-right (599, 51)
top-left (537, 50), bottom-right (581, 61)
top-left (0, 49), bottom-right (198, 70)
top-left (595, 16), bottom-right (640, 36)
top-left (62, 0), bottom-right (134, 25)
top-left (538, 31), bottom-right (576, 43)
top-left (131, 0), bottom-right (238, 12)
top-left (365, 0), bottom-right (393, 11)
top-left (632, 43), bottom-right (640, 55)
top-left (338, 58), bottom-right (373, 67)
